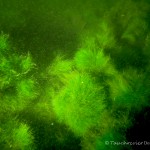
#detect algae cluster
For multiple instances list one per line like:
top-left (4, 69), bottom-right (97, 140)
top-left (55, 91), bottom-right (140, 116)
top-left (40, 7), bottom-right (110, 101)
top-left (0, 0), bottom-right (150, 150)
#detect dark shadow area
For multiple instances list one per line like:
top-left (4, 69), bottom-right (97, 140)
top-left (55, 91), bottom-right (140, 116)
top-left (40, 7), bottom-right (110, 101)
top-left (126, 107), bottom-right (150, 150)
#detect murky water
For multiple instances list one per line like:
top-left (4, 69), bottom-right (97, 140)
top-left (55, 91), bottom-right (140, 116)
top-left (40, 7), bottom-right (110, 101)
top-left (0, 0), bottom-right (150, 149)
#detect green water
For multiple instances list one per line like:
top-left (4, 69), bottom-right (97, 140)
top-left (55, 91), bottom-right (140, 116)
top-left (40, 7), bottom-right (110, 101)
top-left (0, 0), bottom-right (150, 149)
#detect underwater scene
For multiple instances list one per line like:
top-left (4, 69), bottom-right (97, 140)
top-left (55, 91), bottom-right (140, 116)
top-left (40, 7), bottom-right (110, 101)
top-left (0, 0), bottom-right (150, 149)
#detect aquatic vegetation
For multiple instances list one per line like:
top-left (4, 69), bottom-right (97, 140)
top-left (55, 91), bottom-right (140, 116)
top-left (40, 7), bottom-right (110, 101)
top-left (121, 18), bottom-right (147, 44)
top-left (0, 119), bottom-right (35, 150)
top-left (80, 106), bottom-right (132, 150)
top-left (17, 79), bottom-right (37, 100)
top-left (122, 69), bottom-right (150, 109)
top-left (49, 55), bottom-right (73, 84)
top-left (50, 42), bottom-right (119, 136)
top-left (50, 28), bottom-right (150, 150)
top-left (50, 40), bottom-right (135, 138)
top-left (53, 73), bottom-right (105, 135)
top-left (20, 53), bottom-right (35, 74)
top-left (74, 48), bottom-right (111, 73)
top-left (108, 74), bottom-right (132, 106)
top-left (49, 56), bottom-right (73, 75)
top-left (0, 33), bottom-right (37, 112)
top-left (96, 21), bottom-right (116, 49)
top-left (0, 33), bottom-right (37, 149)
top-left (0, 33), bottom-right (10, 52)
top-left (99, 0), bottom-right (150, 71)
top-left (0, 0), bottom-right (150, 149)
top-left (12, 123), bottom-right (34, 150)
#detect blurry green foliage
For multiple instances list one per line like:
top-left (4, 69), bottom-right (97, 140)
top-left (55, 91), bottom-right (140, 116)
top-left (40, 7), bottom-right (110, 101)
top-left (12, 123), bottom-right (34, 150)
top-left (96, 21), bottom-right (116, 49)
top-left (0, 33), bottom-right (37, 149)
top-left (20, 53), bottom-right (35, 74)
top-left (0, 33), bottom-right (10, 51)
top-left (74, 48), bottom-right (110, 72)
top-left (49, 40), bottom-right (131, 139)
top-left (0, 0), bottom-right (150, 150)
top-left (0, 119), bottom-right (35, 150)
top-left (49, 55), bottom-right (73, 85)
top-left (53, 72), bottom-right (105, 135)
top-left (17, 79), bottom-right (37, 100)
top-left (48, 13), bottom-right (150, 147)
top-left (0, 33), bottom-right (37, 112)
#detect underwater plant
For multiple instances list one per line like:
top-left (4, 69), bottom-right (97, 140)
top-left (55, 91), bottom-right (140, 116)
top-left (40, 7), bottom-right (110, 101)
top-left (0, 33), bottom-right (10, 51)
top-left (0, 119), bottom-right (35, 150)
top-left (0, 33), bottom-right (37, 149)
top-left (96, 21), bottom-right (116, 49)
top-left (17, 79), bottom-right (37, 100)
top-left (50, 39), bottom-right (130, 137)
top-left (12, 123), bottom-right (34, 150)
top-left (49, 55), bottom-right (73, 85)
top-left (48, 40), bottom-right (121, 136)
top-left (0, 0), bottom-right (150, 149)
top-left (0, 33), bottom-right (37, 112)
top-left (121, 17), bottom-right (147, 44)
top-left (52, 72), bottom-right (105, 135)
top-left (74, 48), bottom-right (109, 72)
top-left (74, 46), bottom-right (117, 78)
top-left (49, 28), bottom-right (150, 149)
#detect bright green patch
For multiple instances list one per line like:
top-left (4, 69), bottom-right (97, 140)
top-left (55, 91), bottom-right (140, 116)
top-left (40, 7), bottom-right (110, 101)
top-left (20, 53), bottom-right (35, 73)
top-left (53, 73), bottom-right (105, 135)
top-left (12, 123), bottom-right (34, 150)
top-left (74, 48), bottom-right (110, 72)
top-left (17, 79), bottom-right (37, 99)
